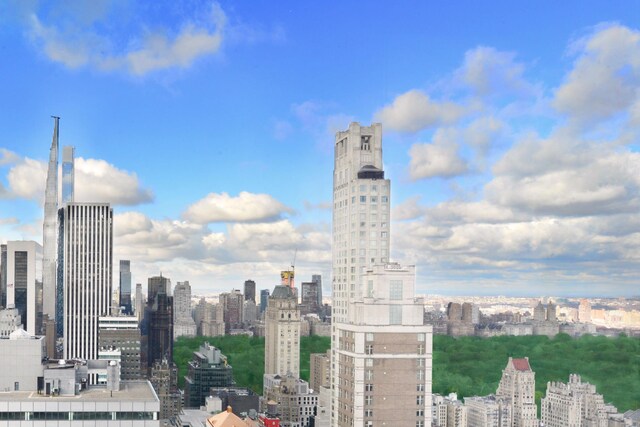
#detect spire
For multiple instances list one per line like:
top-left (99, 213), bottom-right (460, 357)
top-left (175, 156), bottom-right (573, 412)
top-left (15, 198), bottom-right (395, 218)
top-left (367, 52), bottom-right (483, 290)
top-left (42, 116), bottom-right (59, 321)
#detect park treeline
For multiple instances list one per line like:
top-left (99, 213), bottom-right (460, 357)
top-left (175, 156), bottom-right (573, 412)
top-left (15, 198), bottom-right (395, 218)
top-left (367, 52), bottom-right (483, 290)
top-left (174, 333), bottom-right (640, 411)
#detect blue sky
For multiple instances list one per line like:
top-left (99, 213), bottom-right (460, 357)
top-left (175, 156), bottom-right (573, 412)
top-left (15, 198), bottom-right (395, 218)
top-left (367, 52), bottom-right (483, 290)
top-left (1, 0), bottom-right (639, 297)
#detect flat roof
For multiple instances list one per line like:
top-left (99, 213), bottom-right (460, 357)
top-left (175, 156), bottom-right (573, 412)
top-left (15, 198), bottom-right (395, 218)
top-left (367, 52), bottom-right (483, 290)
top-left (0, 381), bottom-right (158, 402)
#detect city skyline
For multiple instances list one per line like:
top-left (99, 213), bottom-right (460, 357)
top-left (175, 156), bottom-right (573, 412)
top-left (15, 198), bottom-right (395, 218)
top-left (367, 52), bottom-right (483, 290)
top-left (1, 1), bottom-right (639, 297)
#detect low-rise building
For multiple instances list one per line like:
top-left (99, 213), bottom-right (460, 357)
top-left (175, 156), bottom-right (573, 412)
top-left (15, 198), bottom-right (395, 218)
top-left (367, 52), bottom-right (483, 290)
top-left (184, 343), bottom-right (234, 408)
top-left (263, 374), bottom-right (318, 427)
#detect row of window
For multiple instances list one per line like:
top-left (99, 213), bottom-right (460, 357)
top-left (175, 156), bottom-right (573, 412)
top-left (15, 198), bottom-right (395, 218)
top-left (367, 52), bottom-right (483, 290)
top-left (0, 412), bottom-right (157, 421)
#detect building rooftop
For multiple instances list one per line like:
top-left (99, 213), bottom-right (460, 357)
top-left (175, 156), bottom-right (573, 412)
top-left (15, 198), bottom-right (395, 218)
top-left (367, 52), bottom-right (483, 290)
top-left (270, 285), bottom-right (295, 300)
top-left (0, 381), bottom-right (158, 402)
top-left (511, 358), bottom-right (532, 372)
top-left (207, 406), bottom-right (256, 427)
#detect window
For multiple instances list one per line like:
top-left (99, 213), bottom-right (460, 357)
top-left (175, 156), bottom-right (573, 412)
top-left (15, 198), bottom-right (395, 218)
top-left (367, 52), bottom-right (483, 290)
top-left (365, 396), bottom-right (373, 405)
top-left (418, 344), bottom-right (425, 355)
top-left (417, 384), bottom-right (424, 392)
top-left (366, 333), bottom-right (374, 341)
top-left (381, 222), bottom-right (387, 228)
top-left (367, 280), bottom-right (374, 297)
top-left (371, 185), bottom-right (377, 193)
top-left (365, 344), bottom-right (373, 355)
top-left (360, 185), bottom-right (366, 192)
top-left (370, 196), bottom-right (377, 203)
top-left (417, 333), bottom-right (425, 342)
top-left (417, 395), bottom-right (424, 405)
top-left (389, 280), bottom-right (403, 300)
top-left (365, 370), bottom-right (373, 380)
top-left (381, 231), bottom-right (388, 238)
top-left (365, 358), bottom-right (373, 367)
top-left (390, 305), bottom-right (402, 324)
top-left (416, 421), bottom-right (424, 427)
top-left (365, 384), bottom-right (373, 391)
top-left (417, 370), bottom-right (424, 380)
top-left (365, 409), bottom-right (373, 417)
top-left (14, 382), bottom-right (19, 391)
top-left (416, 409), bottom-right (424, 417)
top-left (381, 196), bottom-right (388, 203)
top-left (360, 196), bottom-right (366, 203)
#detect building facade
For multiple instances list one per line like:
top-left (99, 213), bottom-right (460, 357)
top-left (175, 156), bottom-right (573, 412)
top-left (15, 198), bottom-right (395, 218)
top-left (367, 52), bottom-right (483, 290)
top-left (465, 395), bottom-right (512, 427)
top-left (331, 123), bottom-right (433, 427)
top-left (496, 357), bottom-right (537, 427)
top-left (98, 315), bottom-right (143, 380)
top-left (42, 117), bottom-right (59, 323)
top-left (60, 203), bottom-right (113, 361)
top-left (173, 281), bottom-right (197, 339)
top-left (4, 241), bottom-right (43, 336)
top-left (264, 285), bottom-right (300, 378)
top-left (220, 289), bottom-right (244, 332)
top-left (244, 280), bottom-right (256, 303)
top-left (119, 260), bottom-right (132, 315)
top-left (184, 342), bottom-right (234, 408)
top-left (144, 276), bottom-right (173, 369)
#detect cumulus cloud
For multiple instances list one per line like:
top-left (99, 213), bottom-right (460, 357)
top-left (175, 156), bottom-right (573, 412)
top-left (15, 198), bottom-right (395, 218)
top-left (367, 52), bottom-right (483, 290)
top-left (457, 46), bottom-right (532, 97)
top-left (183, 191), bottom-right (292, 224)
top-left (554, 24), bottom-right (640, 123)
top-left (5, 156), bottom-right (153, 206)
top-left (408, 129), bottom-right (469, 180)
top-left (392, 196), bottom-right (426, 221)
top-left (26, 2), bottom-right (226, 76)
top-left (374, 90), bottom-right (465, 133)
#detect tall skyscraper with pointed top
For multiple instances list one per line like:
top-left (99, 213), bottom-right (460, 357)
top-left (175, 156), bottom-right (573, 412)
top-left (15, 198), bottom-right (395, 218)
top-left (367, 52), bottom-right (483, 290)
top-left (42, 117), bottom-right (59, 324)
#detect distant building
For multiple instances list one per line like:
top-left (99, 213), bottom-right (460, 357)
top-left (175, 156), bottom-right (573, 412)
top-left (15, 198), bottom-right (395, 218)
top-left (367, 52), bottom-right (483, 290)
top-left (150, 358), bottom-right (181, 420)
top-left (244, 299), bottom-right (259, 324)
top-left (311, 274), bottom-right (322, 308)
top-left (578, 299), bottom-right (592, 323)
top-left (432, 393), bottom-right (467, 427)
top-left (260, 289), bottom-right (270, 314)
top-left (244, 280), bottom-right (256, 303)
top-left (0, 244), bottom-right (6, 309)
top-left (264, 285), bottom-right (300, 378)
top-left (541, 374), bottom-right (620, 427)
top-left (119, 260), bottom-right (132, 314)
top-left (209, 387), bottom-right (260, 417)
top-left (60, 203), bottom-right (113, 363)
top-left (300, 280), bottom-right (321, 315)
top-left (4, 240), bottom-right (43, 336)
top-left (310, 350), bottom-right (330, 392)
top-left (531, 301), bottom-right (559, 337)
top-left (184, 342), bottom-right (235, 408)
top-left (263, 373), bottom-right (318, 427)
top-left (174, 281), bottom-right (197, 339)
top-left (135, 283), bottom-right (144, 322)
top-left (465, 395), bottom-right (512, 427)
top-left (221, 289), bottom-right (244, 332)
top-left (496, 357), bottom-right (537, 427)
top-left (98, 315), bottom-right (143, 380)
top-left (195, 298), bottom-right (225, 337)
top-left (144, 275), bottom-right (173, 369)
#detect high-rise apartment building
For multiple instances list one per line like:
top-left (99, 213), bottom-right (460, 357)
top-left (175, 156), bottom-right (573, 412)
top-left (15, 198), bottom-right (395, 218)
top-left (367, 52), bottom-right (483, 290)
top-left (244, 279), bottom-right (256, 302)
top-left (119, 260), bottom-right (132, 314)
top-left (4, 241), bottom-right (43, 336)
top-left (220, 289), bottom-right (243, 332)
top-left (496, 357), bottom-right (537, 427)
top-left (135, 283), bottom-right (144, 321)
top-left (60, 203), bottom-right (113, 361)
top-left (173, 281), bottom-right (196, 338)
top-left (43, 117), bottom-right (59, 322)
top-left (541, 374), bottom-right (620, 427)
top-left (331, 123), bottom-right (433, 426)
top-left (264, 285), bottom-right (300, 378)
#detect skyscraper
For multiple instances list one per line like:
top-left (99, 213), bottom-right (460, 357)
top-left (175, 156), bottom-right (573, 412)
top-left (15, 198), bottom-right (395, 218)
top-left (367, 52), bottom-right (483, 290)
top-left (119, 260), bottom-right (132, 314)
top-left (42, 117), bottom-right (59, 322)
top-left (1, 244), bottom-right (6, 309)
top-left (220, 289), bottom-right (243, 332)
top-left (496, 357), bottom-right (538, 427)
top-left (173, 281), bottom-right (196, 338)
top-left (300, 280), bottom-right (321, 315)
top-left (5, 241), bottom-right (43, 335)
top-left (312, 274), bottom-right (323, 308)
top-left (62, 145), bottom-right (75, 204)
top-left (135, 283), bottom-right (144, 321)
top-left (264, 284), bottom-right (300, 378)
top-left (244, 279), bottom-right (256, 302)
top-left (144, 275), bottom-right (173, 368)
top-left (61, 202), bottom-right (113, 361)
top-left (331, 123), bottom-right (433, 426)
top-left (260, 289), bottom-right (270, 314)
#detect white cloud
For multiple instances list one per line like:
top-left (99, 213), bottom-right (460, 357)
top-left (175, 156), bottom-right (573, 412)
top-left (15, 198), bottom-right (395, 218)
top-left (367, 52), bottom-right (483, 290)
top-left (183, 191), bottom-right (292, 224)
top-left (392, 196), bottom-right (426, 221)
top-left (373, 90), bottom-right (465, 133)
top-left (5, 156), bottom-right (153, 206)
top-left (554, 24), bottom-right (640, 123)
top-left (408, 129), bottom-right (469, 180)
top-left (0, 149), bottom-right (19, 166)
top-left (457, 46), bottom-right (531, 97)
top-left (26, 2), bottom-right (227, 76)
